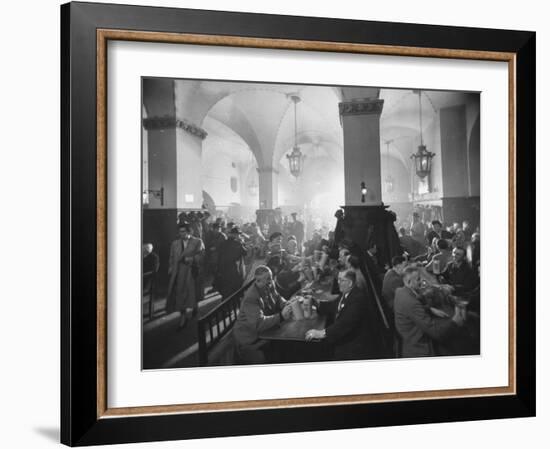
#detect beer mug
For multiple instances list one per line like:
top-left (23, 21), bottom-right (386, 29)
top-left (303, 296), bottom-right (312, 319)
top-left (291, 299), bottom-right (305, 321)
top-left (433, 259), bottom-right (441, 274)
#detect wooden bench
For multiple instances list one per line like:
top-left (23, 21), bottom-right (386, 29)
top-left (197, 280), bottom-right (254, 366)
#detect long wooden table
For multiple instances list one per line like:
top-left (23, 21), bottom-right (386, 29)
top-left (260, 310), bottom-right (326, 341)
top-left (258, 278), bottom-right (336, 363)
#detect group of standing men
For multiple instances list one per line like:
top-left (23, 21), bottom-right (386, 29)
top-left (161, 212), bottom-right (307, 330)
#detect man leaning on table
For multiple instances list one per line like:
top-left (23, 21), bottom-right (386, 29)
top-left (233, 265), bottom-right (293, 364)
top-left (305, 269), bottom-right (383, 361)
top-left (394, 266), bottom-right (465, 358)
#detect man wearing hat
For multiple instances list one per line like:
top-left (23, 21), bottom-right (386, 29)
top-left (166, 222), bottom-right (205, 329)
top-left (204, 221), bottom-right (227, 276)
top-left (214, 226), bottom-right (248, 298)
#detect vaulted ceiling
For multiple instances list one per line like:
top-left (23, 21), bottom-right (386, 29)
top-left (173, 79), bottom-right (477, 173)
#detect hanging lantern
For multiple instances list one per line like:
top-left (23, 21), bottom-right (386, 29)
top-left (384, 175), bottom-right (395, 193)
top-left (411, 144), bottom-right (435, 178)
top-left (410, 90), bottom-right (436, 179)
top-left (287, 145), bottom-right (305, 178)
top-left (286, 95), bottom-right (305, 178)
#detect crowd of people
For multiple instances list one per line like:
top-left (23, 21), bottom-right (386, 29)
top-left (386, 213), bottom-right (480, 358)
top-left (143, 208), bottom-right (481, 363)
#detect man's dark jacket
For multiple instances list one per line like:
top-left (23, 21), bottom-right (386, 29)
top-left (319, 286), bottom-right (386, 361)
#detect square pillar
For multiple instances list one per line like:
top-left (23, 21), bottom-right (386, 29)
top-left (338, 98), bottom-right (401, 268)
top-left (257, 166), bottom-right (279, 210)
top-left (339, 98), bottom-right (384, 206)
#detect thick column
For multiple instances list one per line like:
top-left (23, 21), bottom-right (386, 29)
top-left (175, 120), bottom-right (207, 210)
top-left (142, 79), bottom-right (179, 295)
top-left (142, 79), bottom-right (208, 295)
top-left (255, 165), bottom-right (279, 230)
top-left (338, 98), bottom-right (400, 268)
top-left (339, 99), bottom-right (384, 206)
top-left (439, 104), bottom-right (480, 227)
top-left (143, 115), bottom-right (207, 211)
top-left (257, 166), bottom-right (279, 210)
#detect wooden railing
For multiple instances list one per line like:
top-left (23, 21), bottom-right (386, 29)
top-left (197, 280), bottom-right (254, 366)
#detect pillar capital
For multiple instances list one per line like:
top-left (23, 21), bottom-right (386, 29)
top-left (339, 98), bottom-right (384, 117)
top-left (143, 115), bottom-right (208, 140)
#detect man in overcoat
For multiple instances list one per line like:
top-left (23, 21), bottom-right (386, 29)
top-left (166, 222), bottom-right (205, 328)
top-left (394, 266), bottom-right (464, 357)
top-left (214, 226), bottom-right (248, 298)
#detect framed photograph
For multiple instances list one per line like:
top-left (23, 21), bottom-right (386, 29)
top-left (61, 1), bottom-right (535, 446)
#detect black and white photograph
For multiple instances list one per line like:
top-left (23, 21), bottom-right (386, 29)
top-left (141, 78), bottom-right (481, 369)
top-left (1, 0), bottom-right (543, 447)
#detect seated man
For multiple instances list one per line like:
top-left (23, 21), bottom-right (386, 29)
top-left (305, 270), bottom-right (386, 361)
top-left (382, 255), bottom-right (407, 311)
top-left (267, 231), bottom-right (284, 255)
top-left (399, 227), bottom-right (426, 258)
top-left (346, 255), bottom-right (367, 292)
top-left (425, 220), bottom-right (442, 246)
top-left (442, 246), bottom-right (478, 295)
top-left (267, 255), bottom-right (302, 300)
top-left (233, 266), bottom-right (292, 363)
top-left (329, 248), bottom-right (351, 295)
top-left (285, 235), bottom-right (299, 256)
top-left (425, 238), bottom-right (452, 274)
top-left (394, 266), bottom-right (464, 358)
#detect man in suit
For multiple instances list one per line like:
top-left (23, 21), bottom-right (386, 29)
top-left (394, 266), bottom-right (464, 357)
top-left (166, 222), bottom-right (205, 329)
top-left (214, 226), bottom-right (248, 298)
top-left (425, 220), bottom-right (453, 246)
top-left (233, 266), bottom-right (293, 363)
top-left (305, 270), bottom-right (384, 361)
top-left (382, 255), bottom-right (407, 312)
top-left (204, 221), bottom-right (226, 275)
top-left (442, 246), bottom-right (478, 295)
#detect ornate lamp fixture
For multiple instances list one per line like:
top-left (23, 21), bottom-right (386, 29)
top-left (384, 140), bottom-right (395, 193)
top-left (286, 95), bottom-right (305, 178)
top-left (410, 90), bottom-right (435, 179)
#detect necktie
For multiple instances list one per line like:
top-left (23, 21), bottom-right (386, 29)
top-left (337, 293), bottom-right (346, 317)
